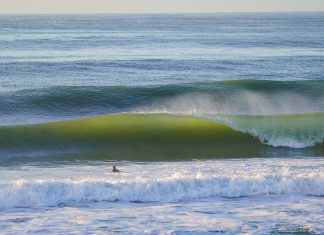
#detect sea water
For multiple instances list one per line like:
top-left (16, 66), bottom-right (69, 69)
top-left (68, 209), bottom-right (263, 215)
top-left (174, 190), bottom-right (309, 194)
top-left (0, 159), bottom-right (323, 234)
top-left (0, 13), bottom-right (323, 234)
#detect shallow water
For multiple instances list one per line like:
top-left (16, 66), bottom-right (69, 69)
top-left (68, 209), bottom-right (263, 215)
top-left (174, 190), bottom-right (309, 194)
top-left (0, 158), bottom-right (323, 234)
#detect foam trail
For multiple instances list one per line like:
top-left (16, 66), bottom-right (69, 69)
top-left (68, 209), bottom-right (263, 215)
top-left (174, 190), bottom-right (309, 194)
top-left (0, 171), bottom-right (323, 209)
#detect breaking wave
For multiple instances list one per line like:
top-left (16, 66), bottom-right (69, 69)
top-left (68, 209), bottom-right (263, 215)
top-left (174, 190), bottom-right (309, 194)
top-left (0, 80), bottom-right (323, 161)
top-left (0, 171), bottom-right (323, 209)
top-left (0, 113), bottom-right (323, 163)
top-left (1, 79), bottom-right (323, 125)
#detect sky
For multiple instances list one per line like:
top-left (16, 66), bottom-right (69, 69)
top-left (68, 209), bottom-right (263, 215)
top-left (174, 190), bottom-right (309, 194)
top-left (1, 0), bottom-right (324, 14)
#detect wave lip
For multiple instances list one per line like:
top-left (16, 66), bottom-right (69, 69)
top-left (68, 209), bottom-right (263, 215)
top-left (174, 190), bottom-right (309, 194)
top-left (0, 173), bottom-right (323, 209)
top-left (208, 112), bottom-right (324, 148)
top-left (1, 79), bottom-right (324, 126)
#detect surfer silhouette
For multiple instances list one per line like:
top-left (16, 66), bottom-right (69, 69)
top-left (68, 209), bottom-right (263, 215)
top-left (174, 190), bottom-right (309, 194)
top-left (112, 165), bottom-right (121, 173)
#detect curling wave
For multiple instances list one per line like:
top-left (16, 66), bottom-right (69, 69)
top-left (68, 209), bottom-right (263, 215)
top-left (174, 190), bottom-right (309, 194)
top-left (206, 112), bottom-right (324, 148)
top-left (0, 113), bottom-right (323, 162)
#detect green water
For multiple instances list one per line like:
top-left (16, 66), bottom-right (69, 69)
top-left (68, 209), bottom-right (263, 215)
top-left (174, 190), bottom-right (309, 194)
top-left (0, 113), bottom-right (323, 162)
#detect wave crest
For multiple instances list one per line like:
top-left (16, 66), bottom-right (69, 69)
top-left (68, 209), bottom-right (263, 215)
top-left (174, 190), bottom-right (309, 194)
top-left (209, 113), bottom-right (324, 148)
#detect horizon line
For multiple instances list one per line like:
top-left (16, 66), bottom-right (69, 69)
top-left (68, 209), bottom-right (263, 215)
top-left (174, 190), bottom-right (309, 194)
top-left (0, 10), bottom-right (324, 15)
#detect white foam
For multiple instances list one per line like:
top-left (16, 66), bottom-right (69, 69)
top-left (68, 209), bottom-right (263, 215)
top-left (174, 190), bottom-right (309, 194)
top-left (0, 162), bottom-right (323, 209)
top-left (211, 114), bottom-right (324, 148)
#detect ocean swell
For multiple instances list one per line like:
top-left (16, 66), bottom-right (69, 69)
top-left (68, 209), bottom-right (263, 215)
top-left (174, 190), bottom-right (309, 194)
top-left (1, 79), bottom-right (323, 126)
top-left (0, 113), bottom-right (323, 163)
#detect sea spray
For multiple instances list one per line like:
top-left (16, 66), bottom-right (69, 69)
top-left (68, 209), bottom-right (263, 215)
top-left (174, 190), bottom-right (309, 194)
top-left (1, 80), bottom-right (324, 126)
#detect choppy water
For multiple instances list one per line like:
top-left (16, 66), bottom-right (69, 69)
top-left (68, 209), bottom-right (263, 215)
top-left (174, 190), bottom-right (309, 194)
top-left (0, 12), bottom-right (323, 234)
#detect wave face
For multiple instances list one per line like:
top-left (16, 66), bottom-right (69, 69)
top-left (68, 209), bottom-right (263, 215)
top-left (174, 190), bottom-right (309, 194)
top-left (0, 114), bottom-right (263, 162)
top-left (0, 113), bottom-right (323, 162)
top-left (0, 79), bottom-right (323, 162)
top-left (0, 159), bottom-right (323, 209)
top-left (1, 80), bottom-right (323, 126)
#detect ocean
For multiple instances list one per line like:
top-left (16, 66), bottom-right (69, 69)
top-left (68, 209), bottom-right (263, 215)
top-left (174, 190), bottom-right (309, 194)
top-left (0, 13), bottom-right (323, 234)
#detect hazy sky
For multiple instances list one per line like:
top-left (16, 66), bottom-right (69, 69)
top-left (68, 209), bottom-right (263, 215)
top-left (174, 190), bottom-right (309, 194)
top-left (1, 0), bottom-right (324, 14)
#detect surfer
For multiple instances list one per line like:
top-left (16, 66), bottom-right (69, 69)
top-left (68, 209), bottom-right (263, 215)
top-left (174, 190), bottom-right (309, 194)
top-left (112, 165), bottom-right (121, 173)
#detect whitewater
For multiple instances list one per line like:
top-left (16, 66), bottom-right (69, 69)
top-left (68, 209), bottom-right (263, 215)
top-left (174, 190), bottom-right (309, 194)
top-left (0, 159), bottom-right (323, 234)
